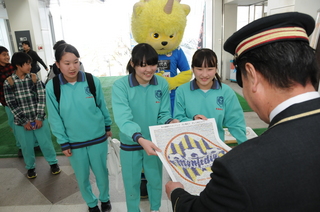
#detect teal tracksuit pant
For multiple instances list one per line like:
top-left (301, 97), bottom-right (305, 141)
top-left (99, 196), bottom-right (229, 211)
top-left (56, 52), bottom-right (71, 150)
top-left (121, 149), bottom-right (162, 212)
top-left (5, 106), bottom-right (38, 149)
top-left (5, 106), bottom-right (21, 148)
top-left (68, 141), bottom-right (110, 208)
top-left (14, 119), bottom-right (58, 169)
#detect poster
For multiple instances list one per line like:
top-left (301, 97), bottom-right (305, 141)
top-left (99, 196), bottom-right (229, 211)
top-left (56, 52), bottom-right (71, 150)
top-left (149, 118), bottom-right (231, 195)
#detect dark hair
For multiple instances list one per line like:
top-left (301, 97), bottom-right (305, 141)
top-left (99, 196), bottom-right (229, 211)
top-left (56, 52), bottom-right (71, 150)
top-left (127, 43), bottom-right (158, 74)
top-left (237, 40), bottom-right (320, 89)
top-left (11, 52), bottom-right (32, 70)
top-left (0, 46), bottom-right (8, 54)
top-left (53, 40), bottom-right (66, 50)
top-left (21, 41), bottom-right (31, 47)
top-left (55, 44), bottom-right (80, 63)
top-left (192, 48), bottom-right (222, 86)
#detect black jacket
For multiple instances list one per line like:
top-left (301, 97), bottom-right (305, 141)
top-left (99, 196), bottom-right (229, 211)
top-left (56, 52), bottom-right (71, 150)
top-left (25, 49), bottom-right (47, 73)
top-left (171, 97), bottom-right (320, 212)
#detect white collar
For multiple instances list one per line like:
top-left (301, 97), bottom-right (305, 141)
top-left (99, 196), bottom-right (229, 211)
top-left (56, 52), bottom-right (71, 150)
top-left (269, 91), bottom-right (320, 121)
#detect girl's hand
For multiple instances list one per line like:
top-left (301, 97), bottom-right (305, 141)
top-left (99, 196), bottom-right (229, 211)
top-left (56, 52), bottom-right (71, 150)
top-left (63, 149), bottom-right (72, 157)
top-left (169, 119), bottom-right (180, 124)
top-left (106, 131), bottom-right (112, 138)
top-left (138, 137), bottom-right (161, 156)
top-left (194, 114), bottom-right (208, 120)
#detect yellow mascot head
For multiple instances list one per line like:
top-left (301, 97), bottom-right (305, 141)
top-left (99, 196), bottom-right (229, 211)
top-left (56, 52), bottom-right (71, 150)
top-left (131, 0), bottom-right (190, 55)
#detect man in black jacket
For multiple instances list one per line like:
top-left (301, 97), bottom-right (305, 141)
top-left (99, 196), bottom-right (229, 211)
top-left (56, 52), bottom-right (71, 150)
top-left (165, 12), bottom-right (320, 212)
top-left (22, 41), bottom-right (48, 74)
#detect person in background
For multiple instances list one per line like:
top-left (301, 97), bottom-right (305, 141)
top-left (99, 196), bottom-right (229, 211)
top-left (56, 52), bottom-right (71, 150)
top-left (3, 52), bottom-right (60, 179)
top-left (46, 44), bottom-right (112, 212)
top-left (165, 12), bottom-right (320, 211)
top-left (174, 48), bottom-right (247, 144)
top-left (0, 46), bottom-right (41, 157)
top-left (112, 43), bottom-right (179, 212)
top-left (22, 41), bottom-right (48, 74)
top-left (0, 46), bottom-right (19, 149)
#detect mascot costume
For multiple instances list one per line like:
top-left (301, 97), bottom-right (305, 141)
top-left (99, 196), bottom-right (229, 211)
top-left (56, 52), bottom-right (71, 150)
top-left (131, 0), bottom-right (192, 199)
top-left (131, 0), bottom-right (192, 112)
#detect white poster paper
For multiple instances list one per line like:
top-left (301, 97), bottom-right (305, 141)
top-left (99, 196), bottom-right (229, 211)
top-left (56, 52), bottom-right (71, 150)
top-left (149, 118), bottom-right (231, 195)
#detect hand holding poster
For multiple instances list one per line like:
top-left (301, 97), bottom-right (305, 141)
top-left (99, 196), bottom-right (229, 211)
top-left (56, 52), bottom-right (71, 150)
top-left (149, 118), bottom-right (231, 195)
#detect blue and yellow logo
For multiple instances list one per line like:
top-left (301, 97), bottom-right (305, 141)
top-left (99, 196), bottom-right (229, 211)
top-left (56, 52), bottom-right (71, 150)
top-left (165, 133), bottom-right (228, 186)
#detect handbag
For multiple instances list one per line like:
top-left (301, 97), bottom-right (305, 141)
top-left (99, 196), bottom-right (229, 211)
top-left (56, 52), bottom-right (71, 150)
top-left (107, 137), bottom-right (123, 191)
top-left (107, 137), bottom-right (121, 177)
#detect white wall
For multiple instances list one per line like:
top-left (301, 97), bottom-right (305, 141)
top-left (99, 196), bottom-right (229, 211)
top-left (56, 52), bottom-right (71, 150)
top-left (211, 0), bottom-right (224, 77)
top-left (4, 0), bottom-right (54, 82)
top-left (0, 4), bottom-right (11, 53)
top-left (268, 0), bottom-right (320, 19)
top-left (268, 0), bottom-right (295, 14)
top-left (222, 4), bottom-right (237, 80)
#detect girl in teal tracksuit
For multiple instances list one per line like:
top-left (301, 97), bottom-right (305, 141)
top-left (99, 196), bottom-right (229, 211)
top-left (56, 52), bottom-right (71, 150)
top-left (46, 44), bottom-right (112, 212)
top-left (174, 48), bottom-right (247, 144)
top-left (112, 43), bottom-right (178, 212)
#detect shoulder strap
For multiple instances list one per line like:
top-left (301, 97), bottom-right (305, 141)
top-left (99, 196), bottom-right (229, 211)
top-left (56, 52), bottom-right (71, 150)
top-left (52, 73), bottom-right (96, 105)
top-left (6, 76), bottom-right (14, 87)
top-left (85, 72), bottom-right (97, 106)
top-left (53, 75), bottom-right (61, 103)
top-left (30, 73), bottom-right (37, 84)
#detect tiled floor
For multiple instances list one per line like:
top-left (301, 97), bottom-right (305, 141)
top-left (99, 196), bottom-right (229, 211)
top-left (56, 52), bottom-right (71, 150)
top-left (0, 155), bottom-right (173, 212)
top-left (0, 80), bottom-right (268, 212)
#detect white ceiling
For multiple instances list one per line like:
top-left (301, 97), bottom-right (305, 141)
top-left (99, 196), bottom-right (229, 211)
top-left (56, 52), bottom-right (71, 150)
top-left (224, 0), bottom-right (266, 6)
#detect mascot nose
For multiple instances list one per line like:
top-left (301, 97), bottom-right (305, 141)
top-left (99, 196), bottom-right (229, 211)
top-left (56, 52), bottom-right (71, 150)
top-left (161, 41), bottom-right (168, 46)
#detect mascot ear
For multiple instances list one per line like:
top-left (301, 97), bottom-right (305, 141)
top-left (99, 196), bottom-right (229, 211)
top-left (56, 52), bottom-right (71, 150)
top-left (181, 4), bottom-right (191, 16)
top-left (133, 2), bottom-right (145, 17)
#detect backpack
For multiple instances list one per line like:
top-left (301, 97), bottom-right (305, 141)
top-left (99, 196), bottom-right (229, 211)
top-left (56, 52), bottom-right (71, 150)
top-left (52, 72), bottom-right (97, 106)
top-left (6, 73), bottom-right (38, 88)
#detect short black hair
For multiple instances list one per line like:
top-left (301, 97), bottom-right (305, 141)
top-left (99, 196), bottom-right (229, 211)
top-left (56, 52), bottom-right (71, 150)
top-left (192, 48), bottom-right (221, 86)
top-left (11, 52), bottom-right (32, 70)
top-left (127, 43), bottom-right (158, 74)
top-left (237, 40), bottom-right (319, 89)
top-left (0, 46), bottom-right (8, 54)
top-left (53, 40), bottom-right (66, 50)
top-left (21, 41), bottom-right (31, 47)
top-left (55, 44), bottom-right (80, 63)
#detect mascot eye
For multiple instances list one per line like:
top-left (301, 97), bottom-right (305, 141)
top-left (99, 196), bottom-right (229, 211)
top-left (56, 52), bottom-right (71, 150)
top-left (169, 34), bottom-right (174, 39)
top-left (153, 33), bottom-right (160, 39)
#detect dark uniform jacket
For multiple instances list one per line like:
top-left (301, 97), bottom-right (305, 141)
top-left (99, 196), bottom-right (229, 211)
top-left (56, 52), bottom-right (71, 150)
top-left (171, 97), bottom-right (320, 212)
top-left (25, 49), bottom-right (47, 73)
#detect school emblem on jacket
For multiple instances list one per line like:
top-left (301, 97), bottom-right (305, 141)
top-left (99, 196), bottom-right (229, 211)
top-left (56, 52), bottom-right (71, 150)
top-left (217, 96), bottom-right (224, 107)
top-left (155, 90), bottom-right (162, 100)
top-left (85, 86), bottom-right (92, 96)
top-left (165, 133), bottom-right (228, 187)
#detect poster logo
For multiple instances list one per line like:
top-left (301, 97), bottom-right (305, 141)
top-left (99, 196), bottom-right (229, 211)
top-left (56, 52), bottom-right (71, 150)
top-left (165, 132), bottom-right (228, 186)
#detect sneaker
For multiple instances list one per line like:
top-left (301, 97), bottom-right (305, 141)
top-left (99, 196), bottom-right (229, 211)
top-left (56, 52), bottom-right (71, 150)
top-left (50, 164), bottom-right (61, 175)
top-left (17, 149), bottom-right (23, 158)
top-left (27, 168), bottom-right (37, 179)
top-left (101, 201), bottom-right (112, 212)
top-left (88, 206), bottom-right (100, 212)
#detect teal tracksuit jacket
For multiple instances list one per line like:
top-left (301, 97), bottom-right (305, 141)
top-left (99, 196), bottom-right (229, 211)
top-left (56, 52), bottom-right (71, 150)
top-left (174, 79), bottom-right (247, 144)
